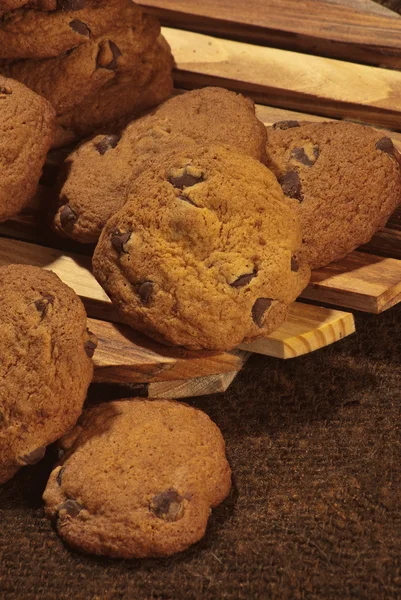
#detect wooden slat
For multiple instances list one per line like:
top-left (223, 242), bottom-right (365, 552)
top-left (140, 0), bottom-right (401, 68)
top-left (162, 27), bottom-right (401, 130)
top-left (360, 229), bottom-right (401, 260)
top-left (89, 317), bottom-right (249, 383)
top-left (0, 236), bottom-right (354, 357)
top-left (302, 251), bottom-right (401, 313)
top-left (147, 369), bottom-right (243, 399)
top-left (240, 304), bottom-right (355, 359)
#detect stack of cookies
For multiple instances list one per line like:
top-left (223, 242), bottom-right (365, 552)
top-left (0, 0), bottom-right (174, 147)
top-left (50, 86), bottom-right (401, 352)
top-left (0, 263), bottom-right (231, 558)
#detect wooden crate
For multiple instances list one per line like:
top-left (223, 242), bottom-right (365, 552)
top-left (3, 0), bottom-right (401, 397)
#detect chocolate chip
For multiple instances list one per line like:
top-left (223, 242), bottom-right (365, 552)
top-left (291, 146), bottom-right (319, 167)
top-left (34, 294), bottom-right (55, 318)
top-left (57, 0), bottom-right (86, 9)
top-left (20, 446), bottom-right (46, 465)
top-left (69, 19), bottom-right (91, 36)
top-left (57, 467), bottom-right (65, 486)
top-left (58, 499), bottom-right (82, 519)
top-left (279, 171), bottom-right (303, 202)
top-left (95, 134), bottom-right (120, 155)
top-left (178, 195), bottom-right (197, 206)
top-left (59, 204), bottom-right (78, 229)
top-left (168, 171), bottom-right (204, 190)
top-left (110, 229), bottom-right (131, 253)
top-left (0, 85), bottom-right (12, 95)
top-left (137, 281), bottom-right (154, 305)
top-left (96, 40), bottom-right (122, 71)
top-left (291, 255), bottom-right (299, 272)
top-left (272, 120), bottom-right (300, 130)
top-left (376, 137), bottom-right (395, 155)
top-left (252, 298), bottom-right (273, 328)
top-left (150, 490), bottom-right (185, 522)
top-left (84, 331), bottom-right (97, 358)
top-left (231, 272), bottom-right (256, 288)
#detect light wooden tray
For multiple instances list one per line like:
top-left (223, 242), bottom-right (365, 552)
top-left (2, 0), bottom-right (401, 398)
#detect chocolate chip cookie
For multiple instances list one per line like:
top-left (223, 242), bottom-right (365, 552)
top-left (43, 399), bottom-right (231, 558)
top-left (0, 12), bottom-right (160, 115)
top-left (0, 0), bottom-right (145, 59)
top-left (267, 121), bottom-right (401, 269)
top-left (53, 87), bottom-right (267, 243)
top-left (0, 265), bottom-right (97, 485)
top-left (92, 146), bottom-right (310, 351)
top-left (0, 0), bottom-right (63, 13)
top-left (54, 33), bottom-right (173, 147)
top-left (0, 75), bottom-right (55, 222)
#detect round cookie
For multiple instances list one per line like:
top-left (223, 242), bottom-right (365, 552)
top-left (0, 75), bottom-right (55, 222)
top-left (266, 120), bottom-right (401, 269)
top-left (53, 33), bottom-right (174, 147)
top-left (0, 264), bottom-right (97, 485)
top-left (0, 0), bottom-right (146, 60)
top-left (53, 87), bottom-right (268, 243)
top-left (0, 13), bottom-right (161, 115)
top-left (92, 146), bottom-right (310, 351)
top-left (0, 0), bottom-right (69, 14)
top-left (43, 399), bottom-right (231, 558)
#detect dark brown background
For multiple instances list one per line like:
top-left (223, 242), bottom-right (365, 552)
top-left (1, 301), bottom-right (401, 600)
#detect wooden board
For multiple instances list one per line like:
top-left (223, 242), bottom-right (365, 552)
top-left (140, 0), bottom-right (401, 68)
top-left (0, 236), bottom-right (354, 362)
top-left (303, 252), bottom-right (401, 313)
top-left (162, 27), bottom-right (401, 130)
top-left (240, 304), bottom-right (355, 359)
top-left (90, 317), bottom-right (249, 383)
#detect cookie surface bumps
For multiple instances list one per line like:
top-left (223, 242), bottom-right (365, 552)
top-left (92, 146), bottom-right (310, 350)
top-left (53, 87), bottom-right (267, 243)
top-left (0, 265), bottom-right (96, 484)
top-left (43, 399), bottom-right (231, 558)
top-left (0, 75), bottom-right (55, 222)
top-left (266, 121), bottom-right (401, 269)
top-left (0, 0), bottom-right (145, 59)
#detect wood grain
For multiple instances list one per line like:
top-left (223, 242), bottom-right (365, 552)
top-left (162, 27), bottom-right (401, 130)
top-left (302, 252), bottom-right (401, 313)
top-left (240, 304), bottom-right (355, 359)
top-left (147, 369), bottom-right (243, 398)
top-left (89, 317), bottom-right (249, 383)
top-left (0, 236), bottom-right (355, 357)
top-left (140, 0), bottom-right (401, 68)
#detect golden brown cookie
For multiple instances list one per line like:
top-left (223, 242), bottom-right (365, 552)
top-left (0, 0), bottom-right (145, 59)
top-left (53, 87), bottom-right (267, 243)
top-left (92, 146), bottom-right (310, 351)
top-left (0, 13), bottom-right (161, 114)
top-left (0, 75), bottom-right (55, 222)
top-left (43, 399), bottom-right (231, 558)
top-left (0, 0), bottom-right (81, 15)
top-left (0, 265), bottom-right (97, 485)
top-left (54, 34), bottom-right (174, 147)
top-left (266, 121), bottom-right (401, 269)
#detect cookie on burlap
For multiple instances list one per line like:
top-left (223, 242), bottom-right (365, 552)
top-left (92, 146), bottom-right (310, 351)
top-left (0, 75), bottom-right (55, 222)
top-left (43, 399), bottom-right (231, 558)
top-left (53, 87), bottom-right (267, 243)
top-left (0, 265), bottom-right (97, 485)
top-left (54, 33), bottom-right (173, 147)
top-left (266, 120), bottom-right (401, 269)
top-left (0, 0), bottom-right (146, 59)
